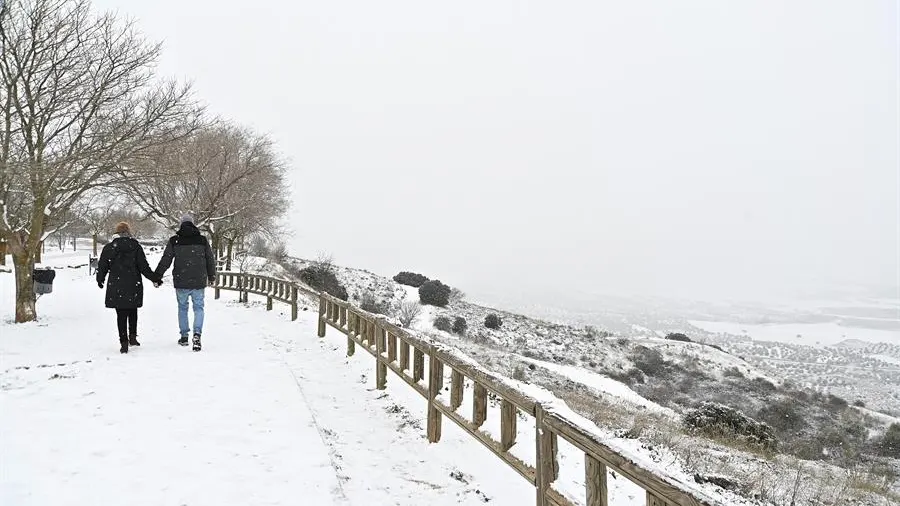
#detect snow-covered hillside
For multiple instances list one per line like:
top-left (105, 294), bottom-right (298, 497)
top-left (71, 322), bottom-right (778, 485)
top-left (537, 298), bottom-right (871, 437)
top-left (256, 255), bottom-right (900, 506)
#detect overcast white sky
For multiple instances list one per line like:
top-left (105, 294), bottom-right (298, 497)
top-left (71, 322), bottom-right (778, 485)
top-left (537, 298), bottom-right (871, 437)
top-left (96, 0), bottom-right (899, 305)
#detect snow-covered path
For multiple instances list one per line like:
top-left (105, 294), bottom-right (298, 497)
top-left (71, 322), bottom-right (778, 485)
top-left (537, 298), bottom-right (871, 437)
top-left (1, 253), bottom-right (531, 505)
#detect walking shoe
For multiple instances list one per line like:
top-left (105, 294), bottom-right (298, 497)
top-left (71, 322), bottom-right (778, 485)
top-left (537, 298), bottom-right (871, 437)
top-left (128, 335), bottom-right (141, 346)
top-left (178, 335), bottom-right (189, 346)
top-left (119, 339), bottom-right (128, 354)
top-left (192, 333), bottom-right (201, 352)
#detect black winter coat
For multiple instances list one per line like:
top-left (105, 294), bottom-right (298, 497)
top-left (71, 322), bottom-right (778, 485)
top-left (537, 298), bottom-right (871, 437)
top-left (96, 235), bottom-right (158, 309)
top-left (155, 222), bottom-right (216, 290)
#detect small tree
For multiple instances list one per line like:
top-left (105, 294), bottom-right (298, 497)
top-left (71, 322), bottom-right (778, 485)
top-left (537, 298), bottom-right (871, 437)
top-left (452, 316), bottom-right (467, 335)
top-left (433, 316), bottom-right (453, 332)
top-left (394, 271), bottom-right (429, 287)
top-left (397, 300), bottom-right (421, 327)
top-left (484, 314), bottom-right (503, 329)
top-left (665, 332), bottom-right (692, 342)
top-left (419, 280), bottom-right (451, 307)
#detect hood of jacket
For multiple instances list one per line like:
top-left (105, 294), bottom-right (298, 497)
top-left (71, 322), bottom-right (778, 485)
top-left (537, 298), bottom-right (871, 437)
top-left (110, 234), bottom-right (138, 251)
top-left (176, 221), bottom-right (201, 237)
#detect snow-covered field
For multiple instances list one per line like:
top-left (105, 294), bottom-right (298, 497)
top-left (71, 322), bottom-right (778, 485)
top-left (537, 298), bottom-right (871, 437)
top-left (689, 319), bottom-right (900, 347)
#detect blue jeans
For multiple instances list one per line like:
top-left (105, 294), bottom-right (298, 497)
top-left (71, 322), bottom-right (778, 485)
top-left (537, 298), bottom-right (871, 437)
top-left (176, 288), bottom-right (205, 336)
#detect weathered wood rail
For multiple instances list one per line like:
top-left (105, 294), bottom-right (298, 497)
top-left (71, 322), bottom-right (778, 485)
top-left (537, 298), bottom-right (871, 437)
top-left (214, 271), bottom-right (727, 506)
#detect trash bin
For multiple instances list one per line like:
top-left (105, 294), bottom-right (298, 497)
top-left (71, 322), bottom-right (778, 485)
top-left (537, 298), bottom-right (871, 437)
top-left (33, 268), bottom-right (56, 295)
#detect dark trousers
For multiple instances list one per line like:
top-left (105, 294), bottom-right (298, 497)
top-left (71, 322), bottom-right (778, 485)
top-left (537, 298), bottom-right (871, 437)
top-left (115, 308), bottom-right (138, 339)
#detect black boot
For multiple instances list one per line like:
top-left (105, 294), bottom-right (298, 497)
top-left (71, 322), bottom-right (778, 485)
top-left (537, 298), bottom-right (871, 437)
top-left (178, 335), bottom-right (189, 346)
top-left (192, 333), bottom-right (201, 352)
top-left (129, 335), bottom-right (141, 346)
top-left (119, 338), bottom-right (129, 354)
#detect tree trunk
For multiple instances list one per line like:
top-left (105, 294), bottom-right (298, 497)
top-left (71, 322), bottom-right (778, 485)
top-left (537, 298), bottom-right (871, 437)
top-left (72, 235), bottom-right (77, 251)
top-left (92, 234), bottom-right (98, 257)
top-left (0, 241), bottom-right (6, 266)
top-left (35, 242), bottom-right (42, 264)
top-left (226, 239), bottom-right (233, 270)
top-left (211, 233), bottom-right (220, 260)
top-left (13, 251), bottom-right (37, 323)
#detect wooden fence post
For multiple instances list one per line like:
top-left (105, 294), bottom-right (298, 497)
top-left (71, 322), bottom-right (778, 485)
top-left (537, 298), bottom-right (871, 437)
top-left (413, 347), bottom-right (425, 382)
top-left (387, 331), bottom-right (397, 363)
top-left (347, 311), bottom-right (356, 356)
top-left (501, 400), bottom-right (518, 451)
top-left (400, 340), bottom-right (410, 371)
top-left (291, 286), bottom-right (298, 321)
top-left (450, 370), bottom-right (464, 410)
top-left (427, 350), bottom-right (443, 443)
top-left (214, 273), bottom-right (220, 299)
top-left (473, 383), bottom-right (487, 428)
top-left (586, 455), bottom-right (609, 506)
top-left (237, 276), bottom-right (243, 302)
top-left (317, 294), bottom-right (327, 337)
top-left (339, 306), bottom-right (347, 329)
top-left (535, 405), bottom-right (560, 506)
top-left (374, 317), bottom-right (387, 390)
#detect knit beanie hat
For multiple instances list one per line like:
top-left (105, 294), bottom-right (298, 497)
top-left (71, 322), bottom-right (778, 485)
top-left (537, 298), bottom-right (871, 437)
top-left (180, 213), bottom-right (194, 224)
top-left (114, 222), bottom-right (131, 235)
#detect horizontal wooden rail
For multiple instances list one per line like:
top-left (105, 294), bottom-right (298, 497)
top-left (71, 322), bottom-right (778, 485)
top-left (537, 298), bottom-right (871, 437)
top-left (213, 270), bottom-right (728, 506)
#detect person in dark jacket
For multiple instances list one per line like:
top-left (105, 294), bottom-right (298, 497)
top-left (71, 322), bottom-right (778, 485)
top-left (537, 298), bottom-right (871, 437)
top-left (96, 222), bottom-right (162, 354)
top-left (154, 214), bottom-right (216, 351)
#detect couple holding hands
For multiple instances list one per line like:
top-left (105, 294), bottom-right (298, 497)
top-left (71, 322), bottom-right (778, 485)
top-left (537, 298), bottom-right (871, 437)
top-left (96, 214), bottom-right (216, 354)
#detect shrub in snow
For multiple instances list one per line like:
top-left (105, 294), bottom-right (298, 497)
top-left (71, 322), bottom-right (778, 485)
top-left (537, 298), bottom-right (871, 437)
top-left (630, 346), bottom-right (668, 377)
top-left (825, 394), bottom-right (849, 412)
top-left (359, 292), bottom-right (390, 315)
top-left (484, 313), bottom-right (502, 329)
top-left (394, 271), bottom-right (429, 287)
top-left (433, 316), bottom-right (453, 332)
top-left (449, 288), bottom-right (465, 305)
top-left (683, 402), bottom-right (777, 450)
top-left (299, 266), bottom-right (348, 301)
top-left (665, 332), bottom-right (692, 342)
top-left (452, 316), bottom-right (467, 335)
top-left (875, 423), bottom-right (900, 458)
top-left (756, 398), bottom-right (807, 432)
top-left (397, 300), bottom-right (421, 327)
top-left (723, 367), bottom-right (744, 379)
top-left (418, 280), bottom-right (451, 307)
top-left (748, 376), bottom-right (777, 395)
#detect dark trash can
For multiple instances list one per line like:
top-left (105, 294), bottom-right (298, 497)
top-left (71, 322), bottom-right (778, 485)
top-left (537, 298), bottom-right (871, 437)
top-left (33, 268), bottom-right (56, 295)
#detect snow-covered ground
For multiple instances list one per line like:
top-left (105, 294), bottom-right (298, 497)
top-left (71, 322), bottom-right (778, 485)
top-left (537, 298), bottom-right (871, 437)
top-left (1, 253), bottom-right (534, 505)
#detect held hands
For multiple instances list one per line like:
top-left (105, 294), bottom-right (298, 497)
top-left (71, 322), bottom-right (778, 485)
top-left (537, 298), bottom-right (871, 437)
top-left (153, 278), bottom-right (163, 288)
top-left (208, 277), bottom-right (215, 287)
top-left (97, 280), bottom-right (104, 289)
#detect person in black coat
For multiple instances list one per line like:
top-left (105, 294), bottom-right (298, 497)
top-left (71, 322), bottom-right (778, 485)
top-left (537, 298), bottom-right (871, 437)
top-left (96, 222), bottom-right (162, 354)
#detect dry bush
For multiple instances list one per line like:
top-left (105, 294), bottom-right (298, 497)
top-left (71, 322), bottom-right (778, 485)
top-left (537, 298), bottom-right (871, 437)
top-left (397, 300), bottom-right (422, 327)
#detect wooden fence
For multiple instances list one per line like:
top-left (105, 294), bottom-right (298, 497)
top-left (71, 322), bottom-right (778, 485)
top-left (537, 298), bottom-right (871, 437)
top-left (214, 271), bottom-right (726, 506)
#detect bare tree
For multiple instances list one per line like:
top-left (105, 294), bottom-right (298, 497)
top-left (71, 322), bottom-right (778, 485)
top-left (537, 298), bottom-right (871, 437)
top-left (397, 300), bottom-right (422, 328)
top-left (449, 287), bottom-right (466, 306)
top-left (0, 0), bottom-right (200, 322)
top-left (124, 122), bottom-right (287, 236)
